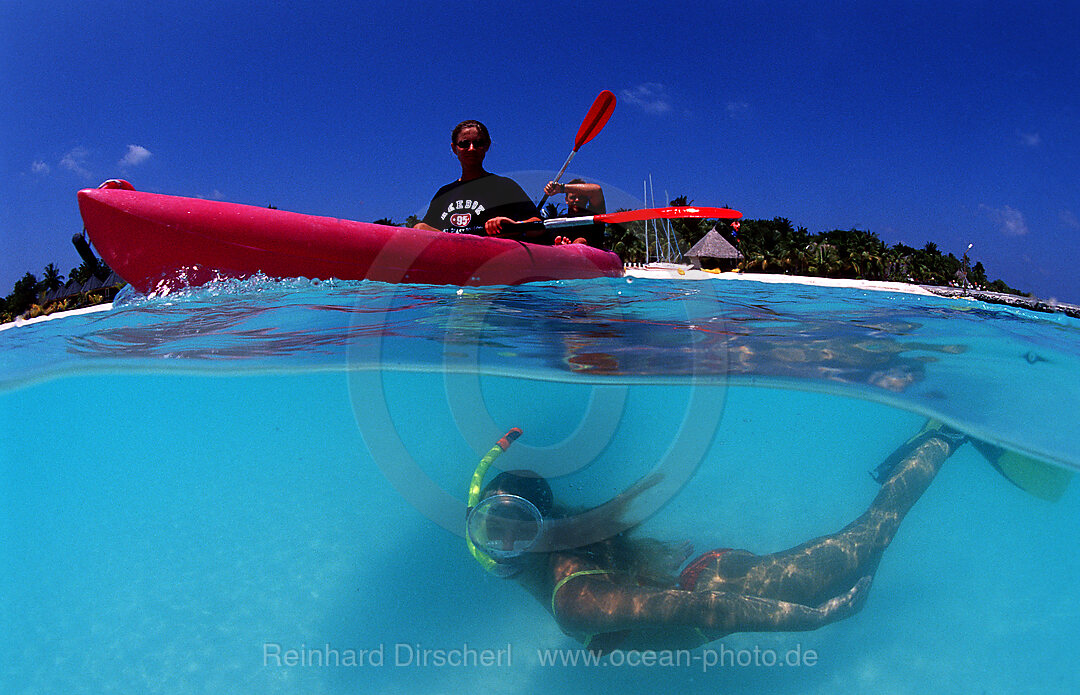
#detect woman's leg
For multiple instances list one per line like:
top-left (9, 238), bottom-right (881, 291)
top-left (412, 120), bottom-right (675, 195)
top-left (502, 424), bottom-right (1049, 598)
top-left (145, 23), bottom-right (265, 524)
top-left (687, 431), bottom-right (960, 605)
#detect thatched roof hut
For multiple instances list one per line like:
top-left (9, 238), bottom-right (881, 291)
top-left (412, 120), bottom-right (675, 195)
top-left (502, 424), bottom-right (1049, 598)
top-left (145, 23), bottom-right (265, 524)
top-left (686, 228), bottom-right (743, 270)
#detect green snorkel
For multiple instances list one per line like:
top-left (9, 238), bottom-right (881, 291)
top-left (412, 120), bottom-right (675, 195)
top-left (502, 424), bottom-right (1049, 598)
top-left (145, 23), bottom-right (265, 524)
top-left (466, 427), bottom-right (524, 574)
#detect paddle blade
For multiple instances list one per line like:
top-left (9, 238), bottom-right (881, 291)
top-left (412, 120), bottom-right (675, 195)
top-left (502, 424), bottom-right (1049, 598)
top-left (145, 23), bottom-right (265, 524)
top-left (595, 206), bottom-right (742, 224)
top-left (574, 90), bottom-right (616, 150)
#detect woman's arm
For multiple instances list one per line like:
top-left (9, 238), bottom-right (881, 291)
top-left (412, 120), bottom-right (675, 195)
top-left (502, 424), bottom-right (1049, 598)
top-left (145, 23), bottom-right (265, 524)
top-left (553, 573), bottom-right (871, 636)
top-left (485, 215), bottom-right (542, 236)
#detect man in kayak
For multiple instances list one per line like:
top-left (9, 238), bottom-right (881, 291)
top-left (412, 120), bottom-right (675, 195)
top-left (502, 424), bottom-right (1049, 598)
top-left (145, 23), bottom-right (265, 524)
top-left (466, 422), bottom-right (968, 653)
top-left (414, 120), bottom-right (544, 239)
top-left (543, 178), bottom-right (607, 248)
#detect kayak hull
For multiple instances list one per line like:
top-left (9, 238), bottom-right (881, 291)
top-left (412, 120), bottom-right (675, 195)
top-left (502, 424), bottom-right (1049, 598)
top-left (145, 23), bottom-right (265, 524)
top-left (77, 189), bottom-right (624, 293)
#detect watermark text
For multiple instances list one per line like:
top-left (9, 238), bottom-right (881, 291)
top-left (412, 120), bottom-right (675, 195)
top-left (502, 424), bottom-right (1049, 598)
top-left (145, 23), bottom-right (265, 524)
top-left (536, 642), bottom-right (818, 673)
top-left (263, 642), bottom-right (511, 669)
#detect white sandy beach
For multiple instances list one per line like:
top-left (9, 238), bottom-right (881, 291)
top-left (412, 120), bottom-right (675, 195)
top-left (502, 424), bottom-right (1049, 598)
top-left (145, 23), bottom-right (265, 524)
top-left (0, 301), bottom-right (114, 332)
top-left (623, 264), bottom-right (940, 296)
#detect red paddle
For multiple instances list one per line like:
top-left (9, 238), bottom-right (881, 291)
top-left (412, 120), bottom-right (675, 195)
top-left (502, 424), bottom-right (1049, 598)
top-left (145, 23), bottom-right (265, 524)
top-left (499, 206), bottom-right (741, 237)
top-left (588, 206), bottom-right (741, 225)
top-left (536, 90), bottom-right (617, 210)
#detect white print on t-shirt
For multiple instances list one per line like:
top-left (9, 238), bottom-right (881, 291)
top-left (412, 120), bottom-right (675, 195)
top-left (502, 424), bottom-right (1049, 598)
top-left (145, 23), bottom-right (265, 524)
top-left (440, 199), bottom-right (486, 222)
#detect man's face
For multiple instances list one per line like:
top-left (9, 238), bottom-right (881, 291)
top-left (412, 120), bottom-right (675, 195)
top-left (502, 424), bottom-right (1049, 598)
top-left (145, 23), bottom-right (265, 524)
top-left (566, 191), bottom-right (590, 214)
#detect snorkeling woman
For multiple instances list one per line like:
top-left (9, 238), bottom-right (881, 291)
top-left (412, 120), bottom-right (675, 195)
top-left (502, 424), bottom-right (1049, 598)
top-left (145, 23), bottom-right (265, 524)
top-left (465, 423), bottom-right (969, 652)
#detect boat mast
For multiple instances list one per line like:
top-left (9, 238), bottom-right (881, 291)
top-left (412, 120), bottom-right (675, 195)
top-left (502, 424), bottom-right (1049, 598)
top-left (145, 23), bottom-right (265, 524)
top-left (664, 188), bottom-right (682, 262)
top-left (643, 179), bottom-right (650, 263)
top-left (649, 175), bottom-right (660, 261)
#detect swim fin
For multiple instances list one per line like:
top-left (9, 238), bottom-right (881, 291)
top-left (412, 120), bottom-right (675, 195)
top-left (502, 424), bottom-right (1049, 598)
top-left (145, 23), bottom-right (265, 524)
top-left (967, 440), bottom-right (1074, 503)
top-left (870, 420), bottom-right (967, 484)
top-left (870, 420), bottom-right (1073, 502)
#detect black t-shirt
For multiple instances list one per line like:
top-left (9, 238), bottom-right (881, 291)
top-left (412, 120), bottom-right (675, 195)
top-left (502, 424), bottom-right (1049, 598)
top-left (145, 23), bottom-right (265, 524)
top-left (421, 173), bottom-right (538, 235)
top-left (576, 221), bottom-right (608, 249)
top-left (559, 203), bottom-right (608, 249)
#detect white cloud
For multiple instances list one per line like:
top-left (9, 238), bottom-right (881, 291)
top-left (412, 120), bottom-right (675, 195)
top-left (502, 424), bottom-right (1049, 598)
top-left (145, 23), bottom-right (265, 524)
top-left (1019, 132), bottom-right (1041, 147)
top-left (1060, 209), bottom-right (1080, 230)
top-left (120, 144), bottom-right (152, 166)
top-left (31, 160), bottom-right (50, 175)
top-left (619, 83), bottom-right (672, 114)
top-left (980, 204), bottom-right (1029, 236)
top-left (725, 101), bottom-right (750, 118)
top-left (60, 146), bottom-right (92, 179)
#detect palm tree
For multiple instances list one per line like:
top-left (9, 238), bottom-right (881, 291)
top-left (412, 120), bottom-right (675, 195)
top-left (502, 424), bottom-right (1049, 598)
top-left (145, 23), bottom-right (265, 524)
top-left (606, 217), bottom-right (645, 263)
top-left (6, 271), bottom-right (39, 317)
top-left (805, 241), bottom-right (841, 276)
top-left (40, 263), bottom-right (64, 293)
top-left (69, 258), bottom-right (103, 284)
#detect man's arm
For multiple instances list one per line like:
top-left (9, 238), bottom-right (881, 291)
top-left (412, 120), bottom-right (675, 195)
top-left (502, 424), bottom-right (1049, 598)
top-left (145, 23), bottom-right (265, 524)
top-left (545, 181), bottom-right (606, 212)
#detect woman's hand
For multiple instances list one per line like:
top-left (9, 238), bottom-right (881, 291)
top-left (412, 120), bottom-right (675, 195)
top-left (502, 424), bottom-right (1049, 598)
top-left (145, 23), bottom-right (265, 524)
top-left (816, 576), bottom-right (872, 623)
top-left (485, 217), bottom-right (514, 236)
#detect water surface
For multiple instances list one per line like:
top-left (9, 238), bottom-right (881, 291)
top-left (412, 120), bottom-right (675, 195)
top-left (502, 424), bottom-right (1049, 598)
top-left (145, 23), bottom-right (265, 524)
top-left (2, 276), bottom-right (1077, 693)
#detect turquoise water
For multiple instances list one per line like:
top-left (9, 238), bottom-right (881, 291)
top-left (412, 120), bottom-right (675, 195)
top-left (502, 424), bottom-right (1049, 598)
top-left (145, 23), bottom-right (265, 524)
top-left (2, 276), bottom-right (1078, 693)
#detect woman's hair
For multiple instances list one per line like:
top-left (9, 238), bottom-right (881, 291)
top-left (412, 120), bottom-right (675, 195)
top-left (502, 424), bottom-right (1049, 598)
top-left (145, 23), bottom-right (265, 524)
top-left (580, 535), bottom-right (688, 588)
top-left (484, 470), bottom-right (553, 515)
top-left (483, 470), bottom-right (685, 586)
top-left (451, 120), bottom-right (491, 146)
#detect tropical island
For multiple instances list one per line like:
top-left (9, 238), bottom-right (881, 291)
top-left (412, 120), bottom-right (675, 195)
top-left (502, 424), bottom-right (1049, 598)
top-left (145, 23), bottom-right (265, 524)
top-left (609, 210), bottom-right (1022, 294)
top-left (0, 200), bottom-right (1050, 324)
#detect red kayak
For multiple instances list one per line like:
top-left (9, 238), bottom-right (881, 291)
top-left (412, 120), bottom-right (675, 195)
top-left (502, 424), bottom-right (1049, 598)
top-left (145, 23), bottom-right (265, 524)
top-left (77, 186), bottom-right (624, 293)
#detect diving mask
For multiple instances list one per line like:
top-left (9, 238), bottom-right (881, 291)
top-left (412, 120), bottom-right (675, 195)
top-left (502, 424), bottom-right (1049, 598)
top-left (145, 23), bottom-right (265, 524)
top-left (466, 428), bottom-right (532, 576)
top-left (466, 493), bottom-right (544, 561)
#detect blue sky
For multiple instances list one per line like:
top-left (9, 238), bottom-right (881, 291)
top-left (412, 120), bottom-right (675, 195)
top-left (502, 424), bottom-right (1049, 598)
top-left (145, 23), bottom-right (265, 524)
top-left (3, 0), bottom-right (1078, 301)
